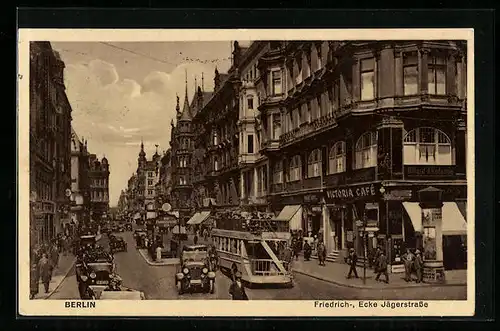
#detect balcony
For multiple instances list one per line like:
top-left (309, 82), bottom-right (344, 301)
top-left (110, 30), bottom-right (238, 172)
top-left (280, 113), bottom-right (337, 147)
top-left (260, 139), bottom-right (280, 153)
top-left (239, 153), bottom-right (258, 165)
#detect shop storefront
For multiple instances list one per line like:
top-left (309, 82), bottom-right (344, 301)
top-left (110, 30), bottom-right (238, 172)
top-left (325, 182), bottom-right (383, 258)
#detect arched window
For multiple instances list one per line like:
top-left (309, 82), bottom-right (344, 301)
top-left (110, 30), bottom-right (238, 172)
top-left (273, 160), bottom-right (283, 184)
top-left (329, 141), bottom-right (346, 174)
top-left (289, 155), bottom-right (302, 182)
top-left (307, 149), bottom-right (322, 178)
top-left (354, 132), bottom-right (378, 169)
top-left (403, 127), bottom-right (452, 165)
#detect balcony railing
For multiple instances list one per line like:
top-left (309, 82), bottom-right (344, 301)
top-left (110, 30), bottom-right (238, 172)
top-left (280, 113), bottom-right (337, 146)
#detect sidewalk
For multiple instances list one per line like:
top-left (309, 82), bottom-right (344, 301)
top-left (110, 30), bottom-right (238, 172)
top-left (292, 259), bottom-right (467, 289)
top-left (138, 249), bottom-right (179, 266)
top-left (34, 253), bottom-right (76, 300)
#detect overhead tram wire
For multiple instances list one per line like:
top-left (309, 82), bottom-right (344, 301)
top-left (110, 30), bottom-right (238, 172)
top-left (98, 42), bottom-right (231, 66)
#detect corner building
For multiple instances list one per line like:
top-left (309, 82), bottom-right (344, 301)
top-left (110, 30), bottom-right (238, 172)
top-left (268, 41), bottom-right (467, 273)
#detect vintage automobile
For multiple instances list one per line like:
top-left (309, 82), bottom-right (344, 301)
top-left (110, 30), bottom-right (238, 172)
top-left (109, 236), bottom-right (127, 253)
top-left (134, 231), bottom-right (148, 249)
top-left (175, 244), bottom-right (215, 294)
top-left (76, 255), bottom-right (115, 299)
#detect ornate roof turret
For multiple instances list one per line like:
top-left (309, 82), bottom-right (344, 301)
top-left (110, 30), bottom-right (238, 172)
top-left (179, 72), bottom-right (192, 122)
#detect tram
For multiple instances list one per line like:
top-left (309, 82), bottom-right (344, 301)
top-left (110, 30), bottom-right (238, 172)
top-left (211, 211), bottom-right (293, 287)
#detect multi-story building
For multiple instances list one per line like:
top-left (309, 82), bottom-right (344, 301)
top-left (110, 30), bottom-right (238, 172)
top-left (126, 173), bottom-right (139, 221)
top-left (171, 78), bottom-right (213, 224)
top-left (265, 40), bottom-right (467, 273)
top-left (29, 41), bottom-right (73, 246)
top-left (135, 141), bottom-right (161, 222)
top-left (70, 128), bottom-right (91, 233)
top-left (156, 148), bottom-right (173, 204)
top-left (192, 44), bottom-right (243, 211)
top-left (88, 154), bottom-right (110, 223)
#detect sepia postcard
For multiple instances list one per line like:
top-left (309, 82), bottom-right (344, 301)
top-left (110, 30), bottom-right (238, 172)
top-left (18, 28), bottom-right (474, 317)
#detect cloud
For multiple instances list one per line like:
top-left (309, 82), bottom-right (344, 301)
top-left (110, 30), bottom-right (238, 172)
top-left (65, 58), bottom-right (217, 205)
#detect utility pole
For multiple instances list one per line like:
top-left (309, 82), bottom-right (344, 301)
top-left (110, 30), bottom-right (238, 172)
top-left (363, 215), bottom-right (367, 285)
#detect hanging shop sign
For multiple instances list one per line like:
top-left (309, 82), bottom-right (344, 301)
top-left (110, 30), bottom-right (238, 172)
top-left (325, 183), bottom-right (381, 202)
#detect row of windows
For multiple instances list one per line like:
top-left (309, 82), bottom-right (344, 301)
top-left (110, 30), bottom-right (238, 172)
top-left (273, 127), bottom-right (453, 182)
top-left (213, 236), bottom-right (242, 255)
top-left (93, 178), bottom-right (107, 187)
top-left (91, 191), bottom-right (108, 200)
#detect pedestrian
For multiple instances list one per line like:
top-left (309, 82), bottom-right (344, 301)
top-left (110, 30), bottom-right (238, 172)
top-left (372, 246), bottom-right (382, 270)
top-left (317, 241), bottom-right (326, 266)
top-left (283, 243), bottom-right (293, 271)
top-left (38, 253), bottom-right (53, 293)
top-left (193, 233), bottom-right (199, 245)
top-left (229, 271), bottom-right (249, 300)
top-left (402, 248), bottom-right (415, 282)
top-left (313, 235), bottom-right (319, 255)
top-left (50, 243), bottom-right (59, 269)
top-left (414, 249), bottom-right (424, 283)
top-left (30, 263), bottom-right (39, 299)
top-left (293, 238), bottom-right (301, 261)
top-left (303, 240), bottom-right (311, 261)
top-left (375, 251), bottom-right (389, 283)
top-left (156, 243), bottom-right (162, 262)
top-left (346, 248), bottom-right (359, 279)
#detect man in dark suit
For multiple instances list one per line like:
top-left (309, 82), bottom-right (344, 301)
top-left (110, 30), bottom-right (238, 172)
top-left (346, 248), bottom-right (359, 279)
top-left (375, 251), bottom-right (389, 283)
top-left (229, 271), bottom-right (249, 300)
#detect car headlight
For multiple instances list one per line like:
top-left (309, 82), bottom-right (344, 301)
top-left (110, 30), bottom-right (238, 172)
top-left (80, 275), bottom-right (88, 281)
top-left (183, 268), bottom-right (189, 274)
top-left (90, 272), bottom-right (97, 279)
top-left (202, 268), bottom-right (208, 274)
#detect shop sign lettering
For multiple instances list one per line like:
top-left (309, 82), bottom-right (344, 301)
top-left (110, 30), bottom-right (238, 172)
top-left (326, 184), bottom-right (378, 201)
top-left (405, 165), bottom-right (455, 178)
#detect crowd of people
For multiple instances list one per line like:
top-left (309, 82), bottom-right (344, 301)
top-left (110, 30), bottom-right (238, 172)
top-left (30, 233), bottom-right (74, 299)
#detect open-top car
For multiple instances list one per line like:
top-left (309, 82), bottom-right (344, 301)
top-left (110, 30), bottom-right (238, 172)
top-left (76, 254), bottom-right (115, 299)
top-left (175, 244), bottom-right (215, 295)
top-left (109, 236), bottom-right (127, 253)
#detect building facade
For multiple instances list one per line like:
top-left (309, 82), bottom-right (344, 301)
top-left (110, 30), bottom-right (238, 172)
top-left (88, 154), bottom-right (110, 223)
top-left (191, 44), bottom-right (243, 211)
top-left (70, 128), bottom-right (91, 233)
top-left (135, 141), bottom-right (161, 222)
top-left (265, 40), bottom-right (467, 272)
top-left (30, 41), bottom-right (73, 246)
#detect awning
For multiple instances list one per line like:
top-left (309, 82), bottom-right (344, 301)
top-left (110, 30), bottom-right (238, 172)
top-left (198, 211), bottom-right (211, 224)
top-left (402, 202), bottom-right (467, 236)
top-left (187, 213), bottom-right (201, 225)
top-left (187, 211), bottom-right (211, 225)
top-left (442, 202), bottom-right (467, 236)
top-left (274, 205), bottom-right (302, 230)
top-left (402, 202), bottom-right (422, 233)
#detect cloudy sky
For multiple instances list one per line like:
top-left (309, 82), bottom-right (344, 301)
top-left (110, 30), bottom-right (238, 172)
top-left (51, 41), bottom-right (245, 206)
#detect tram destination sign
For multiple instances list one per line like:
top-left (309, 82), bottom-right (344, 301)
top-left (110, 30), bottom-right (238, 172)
top-left (325, 183), bottom-right (381, 202)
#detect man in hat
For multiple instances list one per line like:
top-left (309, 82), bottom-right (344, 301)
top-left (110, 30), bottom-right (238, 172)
top-left (375, 250), bottom-right (389, 283)
top-left (414, 249), bottom-right (423, 283)
top-left (402, 248), bottom-right (415, 282)
top-left (346, 248), bottom-right (359, 279)
top-left (229, 271), bottom-right (248, 300)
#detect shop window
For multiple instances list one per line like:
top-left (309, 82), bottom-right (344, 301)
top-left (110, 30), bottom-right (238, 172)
top-left (428, 54), bottom-right (447, 95)
top-left (403, 127), bottom-right (452, 165)
top-left (360, 58), bottom-right (375, 101)
top-left (273, 160), bottom-right (283, 184)
top-left (307, 149), bottom-right (321, 178)
top-left (354, 132), bottom-right (377, 169)
top-left (328, 141), bottom-right (346, 174)
top-left (403, 52), bottom-right (418, 95)
top-left (289, 155), bottom-right (302, 182)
